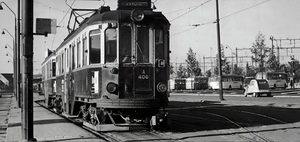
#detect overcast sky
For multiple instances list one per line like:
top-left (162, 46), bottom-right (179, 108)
top-left (0, 0), bottom-right (300, 74)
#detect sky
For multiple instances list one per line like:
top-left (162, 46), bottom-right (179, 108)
top-left (1, 0), bottom-right (300, 74)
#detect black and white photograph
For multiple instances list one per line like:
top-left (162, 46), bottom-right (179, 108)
top-left (0, 0), bottom-right (300, 141)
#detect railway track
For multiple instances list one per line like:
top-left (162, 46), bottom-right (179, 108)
top-left (35, 100), bottom-right (177, 142)
top-left (35, 99), bottom-right (300, 142)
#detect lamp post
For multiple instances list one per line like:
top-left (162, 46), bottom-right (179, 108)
top-left (0, 2), bottom-right (20, 107)
top-left (2, 28), bottom-right (16, 100)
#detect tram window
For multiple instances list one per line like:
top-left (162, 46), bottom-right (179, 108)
top-left (72, 43), bottom-right (75, 70)
top-left (155, 29), bottom-right (164, 59)
top-left (83, 34), bottom-right (88, 66)
top-left (105, 28), bottom-right (117, 63)
top-left (56, 56), bottom-right (60, 75)
top-left (77, 39), bottom-right (81, 67)
top-left (89, 30), bottom-right (101, 64)
top-left (137, 27), bottom-right (149, 63)
top-left (120, 26), bottom-right (132, 63)
top-left (52, 61), bottom-right (56, 77)
top-left (61, 53), bottom-right (64, 73)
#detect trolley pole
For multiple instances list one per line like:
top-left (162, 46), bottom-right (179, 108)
top-left (215, 0), bottom-right (224, 101)
top-left (21, 0), bottom-right (36, 141)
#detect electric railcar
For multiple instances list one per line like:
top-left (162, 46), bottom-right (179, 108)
top-left (41, 0), bottom-right (170, 131)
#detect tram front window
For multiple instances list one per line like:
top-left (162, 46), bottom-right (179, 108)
top-left (155, 29), bottom-right (164, 59)
top-left (137, 27), bottom-right (149, 63)
top-left (89, 29), bottom-right (101, 64)
top-left (105, 28), bottom-right (117, 63)
top-left (120, 26), bottom-right (132, 63)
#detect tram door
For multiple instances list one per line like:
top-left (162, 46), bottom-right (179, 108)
top-left (134, 26), bottom-right (153, 98)
top-left (64, 45), bottom-right (73, 115)
top-left (119, 24), bottom-right (154, 98)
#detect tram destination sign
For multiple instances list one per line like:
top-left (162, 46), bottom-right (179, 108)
top-left (118, 0), bottom-right (151, 9)
top-left (36, 18), bottom-right (57, 34)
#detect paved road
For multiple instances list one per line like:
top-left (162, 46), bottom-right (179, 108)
top-left (0, 92), bottom-right (12, 141)
top-left (166, 94), bottom-right (300, 141)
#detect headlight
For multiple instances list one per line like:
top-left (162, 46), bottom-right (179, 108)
top-left (131, 9), bottom-right (144, 22)
top-left (107, 83), bottom-right (118, 94)
top-left (157, 83), bottom-right (167, 93)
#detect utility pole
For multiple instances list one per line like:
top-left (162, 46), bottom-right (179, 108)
top-left (203, 56), bottom-right (205, 73)
top-left (17, 0), bottom-right (21, 108)
top-left (235, 47), bottom-right (238, 67)
top-left (215, 0), bottom-right (224, 101)
top-left (21, 0), bottom-right (36, 141)
top-left (270, 36), bottom-right (274, 54)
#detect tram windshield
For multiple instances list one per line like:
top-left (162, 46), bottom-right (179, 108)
top-left (89, 29), bottom-right (100, 64)
top-left (105, 28), bottom-right (117, 63)
top-left (155, 29), bottom-right (164, 59)
top-left (120, 25), bottom-right (132, 63)
top-left (137, 26), bottom-right (149, 63)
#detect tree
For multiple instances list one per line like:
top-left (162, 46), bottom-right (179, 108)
top-left (176, 63), bottom-right (186, 78)
top-left (232, 64), bottom-right (243, 75)
top-left (266, 52), bottom-right (280, 72)
top-left (288, 59), bottom-right (300, 82)
top-left (245, 62), bottom-right (256, 77)
top-left (206, 70), bottom-right (212, 77)
top-left (185, 48), bottom-right (202, 77)
top-left (169, 62), bottom-right (175, 78)
top-left (214, 58), bottom-right (230, 75)
top-left (251, 32), bottom-right (269, 72)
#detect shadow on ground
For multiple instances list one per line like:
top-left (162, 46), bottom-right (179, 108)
top-left (157, 101), bottom-right (300, 133)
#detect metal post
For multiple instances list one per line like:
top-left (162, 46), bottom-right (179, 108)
top-left (17, 0), bottom-right (21, 108)
top-left (235, 47), bottom-right (238, 67)
top-left (21, 0), bottom-right (35, 141)
top-left (203, 56), bottom-right (205, 73)
top-left (215, 0), bottom-right (224, 101)
top-left (278, 38), bottom-right (281, 64)
top-left (270, 36), bottom-right (274, 54)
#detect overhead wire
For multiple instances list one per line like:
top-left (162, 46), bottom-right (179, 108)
top-left (165, 5), bottom-right (200, 15)
top-left (220, 0), bottom-right (271, 20)
top-left (170, 0), bottom-right (212, 22)
top-left (34, 1), bottom-right (68, 13)
top-left (50, 0), bottom-right (75, 49)
top-left (171, 0), bottom-right (271, 37)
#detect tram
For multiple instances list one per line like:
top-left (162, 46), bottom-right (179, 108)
top-left (41, 0), bottom-right (170, 131)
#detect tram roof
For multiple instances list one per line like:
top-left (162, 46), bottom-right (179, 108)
top-left (56, 8), bottom-right (169, 52)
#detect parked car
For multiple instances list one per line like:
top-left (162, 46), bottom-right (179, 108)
top-left (244, 79), bottom-right (271, 97)
top-left (243, 77), bottom-right (255, 90)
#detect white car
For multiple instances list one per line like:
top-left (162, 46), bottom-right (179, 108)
top-left (244, 79), bottom-right (271, 97)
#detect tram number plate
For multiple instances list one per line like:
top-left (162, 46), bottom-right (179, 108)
top-left (138, 75), bottom-right (149, 80)
top-left (137, 68), bottom-right (149, 80)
